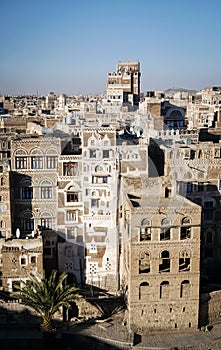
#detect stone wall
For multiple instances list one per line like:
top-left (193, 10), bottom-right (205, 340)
top-left (200, 289), bottom-right (221, 326)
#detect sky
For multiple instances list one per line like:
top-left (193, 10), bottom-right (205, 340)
top-left (1, 0), bottom-right (221, 95)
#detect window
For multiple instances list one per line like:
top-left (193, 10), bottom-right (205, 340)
top-left (160, 281), bottom-right (169, 299)
top-left (103, 150), bottom-right (109, 158)
top-left (179, 250), bottom-right (190, 272)
top-left (41, 218), bottom-right (52, 230)
top-left (182, 217), bottom-right (191, 225)
top-left (180, 280), bottom-right (191, 298)
top-left (41, 187), bottom-right (52, 199)
top-left (0, 204), bottom-right (4, 213)
top-left (139, 282), bottom-right (149, 300)
top-left (89, 139), bottom-right (96, 146)
top-left (214, 148), bottom-right (220, 158)
top-left (63, 162), bottom-right (78, 176)
top-left (30, 256), bottom-right (36, 264)
top-left (16, 157), bottom-right (27, 169)
top-left (22, 186), bottom-right (33, 199)
top-left (92, 176), bottom-right (108, 184)
top-left (91, 199), bottom-right (99, 207)
top-left (198, 183), bottom-right (204, 192)
top-left (46, 156), bottom-right (58, 169)
top-left (190, 150), bottom-right (196, 159)
top-left (187, 182), bottom-right (194, 193)
top-left (140, 227), bottom-right (151, 241)
top-left (140, 219), bottom-right (151, 241)
top-left (20, 257), bottom-right (27, 265)
top-left (66, 210), bottom-right (77, 221)
top-left (160, 227), bottom-right (170, 240)
top-left (180, 217), bottom-right (191, 240)
top-left (65, 246), bottom-right (72, 257)
top-left (23, 218), bottom-right (34, 232)
top-left (12, 281), bottom-right (20, 292)
top-left (31, 156), bottom-right (43, 169)
top-left (180, 226), bottom-right (191, 240)
top-left (204, 201), bottom-right (214, 220)
top-left (95, 164), bottom-right (105, 172)
top-left (67, 190), bottom-right (79, 202)
top-left (89, 150), bottom-right (96, 158)
top-left (66, 227), bottom-right (77, 240)
top-left (139, 251), bottom-right (150, 274)
top-left (160, 219), bottom-right (171, 240)
top-left (159, 251), bottom-right (170, 272)
top-left (165, 187), bottom-right (171, 198)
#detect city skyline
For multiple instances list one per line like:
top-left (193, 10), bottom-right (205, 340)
top-left (1, 0), bottom-right (221, 95)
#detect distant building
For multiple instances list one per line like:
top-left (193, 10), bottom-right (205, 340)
top-left (106, 60), bottom-right (141, 107)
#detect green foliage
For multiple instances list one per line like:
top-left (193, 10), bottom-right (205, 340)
top-left (11, 270), bottom-right (81, 333)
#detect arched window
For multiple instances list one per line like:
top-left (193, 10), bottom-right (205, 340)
top-left (204, 228), bottom-right (214, 244)
top-left (21, 179), bottom-right (33, 200)
top-left (139, 282), bottom-right (149, 300)
top-left (160, 281), bottom-right (169, 299)
top-left (66, 186), bottom-right (79, 203)
top-left (141, 218), bottom-right (151, 226)
top-left (179, 249), bottom-right (191, 272)
top-left (30, 148), bottom-right (43, 169)
top-left (41, 211), bottom-right (53, 230)
top-left (180, 280), bottom-right (191, 298)
top-left (88, 136), bottom-right (96, 147)
top-left (40, 179), bottom-right (53, 199)
top-left (182, 217), bottom-right (191, 225)
top-left (95, 164), bottom-right (106, 173)
top-left (22, 211), bottom-right (34, 232)
top-left (140, 218), bottom-right (151, 241)
top-left (159, 251), bottom-right (170, 272)
top-left (103, 135), bottom-right (111, 147)
top-left (139, 251), bottom-right (150, 274)
top-left (180, 217), bottom-right (191, 240)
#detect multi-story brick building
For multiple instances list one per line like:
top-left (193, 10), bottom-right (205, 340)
top-left (120, 175), bottom-right (201, 331)
top-left (1, 237), bottom-right (43, 291)
top-left (158, 140), bottom-right (221, 282)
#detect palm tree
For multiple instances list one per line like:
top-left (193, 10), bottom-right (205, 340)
top-left (11, 270), bottom-right (81, 334)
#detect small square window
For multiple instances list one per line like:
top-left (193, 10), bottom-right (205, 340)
top-left (30, 256), bottom-right (36, 264)
top-left (21, 257), bottom-right (26, 265)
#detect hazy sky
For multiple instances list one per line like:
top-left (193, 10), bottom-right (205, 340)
top-left (1, 0), bottom-right (221, 95)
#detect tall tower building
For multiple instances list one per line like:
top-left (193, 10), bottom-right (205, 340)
top-left (106, 60), bottom-right (141, 106)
